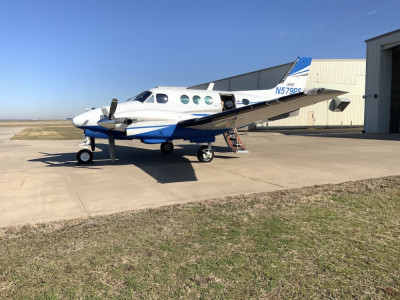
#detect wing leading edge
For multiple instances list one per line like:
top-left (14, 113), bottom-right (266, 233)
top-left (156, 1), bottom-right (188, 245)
top-left (177, 89), bottom-right (347, 131)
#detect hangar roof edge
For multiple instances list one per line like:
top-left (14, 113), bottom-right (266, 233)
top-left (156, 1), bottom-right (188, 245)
top-left (365, 28), bottom-right (400, 43)
top-left (188, 59), bottom-right (366, 89)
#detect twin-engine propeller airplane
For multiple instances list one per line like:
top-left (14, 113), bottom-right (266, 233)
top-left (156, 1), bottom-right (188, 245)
top-left (72, 57), bottom-right (346, 164)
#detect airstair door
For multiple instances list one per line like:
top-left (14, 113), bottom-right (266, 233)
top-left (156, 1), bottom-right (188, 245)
top-left (220, 94), bottom-right (236, 111)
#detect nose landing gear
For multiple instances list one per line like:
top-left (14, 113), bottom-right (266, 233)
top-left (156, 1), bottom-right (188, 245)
top-left (77, 149), bottom-right (93, 164)
top-left (76, 135), bottom-right (94, 164)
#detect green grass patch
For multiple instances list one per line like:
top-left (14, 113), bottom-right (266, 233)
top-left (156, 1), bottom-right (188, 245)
top-left (1, 177), bottom-right (400, 299)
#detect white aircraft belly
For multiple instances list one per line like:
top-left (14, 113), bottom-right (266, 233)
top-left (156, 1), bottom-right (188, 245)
top-left (125, 121), bottom-right (176, 137)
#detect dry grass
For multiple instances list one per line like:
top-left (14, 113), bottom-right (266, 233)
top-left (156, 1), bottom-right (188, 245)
top-left (5, 120), bottom-right (83, 140)
top-left (0, 120), bottom-right (70, 127)
top-left (0, 176), bottom-right (399, 299)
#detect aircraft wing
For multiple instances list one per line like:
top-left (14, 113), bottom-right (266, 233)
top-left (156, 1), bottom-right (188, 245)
top-left (177, 88), bottom-right (347, 130)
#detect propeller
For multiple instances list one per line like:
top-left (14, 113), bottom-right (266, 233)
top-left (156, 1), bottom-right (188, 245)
top-left (97, 98), bottom-right (119, 161)
top-left (108, 130), bottom-right (116, 162)
top-left (98, 98), bottom-right (118, 129)
top-left (109, 98), bottom-right (118, 120)
top-left (108, 99), bottom-right (118, 162)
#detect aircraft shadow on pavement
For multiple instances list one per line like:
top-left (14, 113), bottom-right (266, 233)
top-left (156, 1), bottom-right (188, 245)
top-left (29, 143), bottom-right (236, 184)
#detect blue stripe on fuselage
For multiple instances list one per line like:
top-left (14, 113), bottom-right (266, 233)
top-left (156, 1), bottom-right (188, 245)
top-left (192, 113), bottom-right (210, 116)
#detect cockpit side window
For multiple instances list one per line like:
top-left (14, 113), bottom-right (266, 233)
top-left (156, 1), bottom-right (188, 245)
top-left (132, 91), bottom-right (152, 102)
top-left (146, 95), bottom-right (154, 103)
top-left (156, 94), bottom-right (168, 103)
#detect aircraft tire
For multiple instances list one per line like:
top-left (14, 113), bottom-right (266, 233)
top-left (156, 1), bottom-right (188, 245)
top-left (197, 146), bottom-right (214, 163)
top-left (77, 149), bottom-right (93, 164)
top-left (160, 142), bottom-right (174, 154)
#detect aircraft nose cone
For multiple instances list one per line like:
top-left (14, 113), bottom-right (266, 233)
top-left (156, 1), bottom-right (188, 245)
top-left (72, 115), bottom-right (84, 127)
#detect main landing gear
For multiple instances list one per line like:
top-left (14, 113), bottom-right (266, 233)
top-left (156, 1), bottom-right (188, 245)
top-left (197, 143), bottom-right (214, 162)
top-left (160, 141), bottom-right (215, 163)
top-left (160, 142), bottom-right (174, 154)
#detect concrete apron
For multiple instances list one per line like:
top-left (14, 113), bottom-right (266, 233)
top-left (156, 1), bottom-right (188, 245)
top-left (1, 127), bottom-right (400, 227)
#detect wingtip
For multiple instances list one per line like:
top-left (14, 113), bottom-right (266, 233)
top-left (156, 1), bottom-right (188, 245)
top-left (323, 89), bottom-right (349, 97)
top-left (305, 88), bottom-right (348, 97)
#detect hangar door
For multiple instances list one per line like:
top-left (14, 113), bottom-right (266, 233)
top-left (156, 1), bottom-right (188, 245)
top-left (390, 46), bottom-right (400, 133)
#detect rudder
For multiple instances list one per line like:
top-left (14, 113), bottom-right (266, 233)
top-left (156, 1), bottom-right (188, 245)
top-left (275, 57), bottom-right (312, 96)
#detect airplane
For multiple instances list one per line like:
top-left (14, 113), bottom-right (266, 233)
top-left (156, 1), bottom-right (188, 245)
top-left (71, 57), bottom-right (347, 164)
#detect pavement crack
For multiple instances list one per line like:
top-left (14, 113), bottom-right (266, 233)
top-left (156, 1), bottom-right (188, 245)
top-left (62, 170), bottom-right (90, 217)
top-left (20, 176), bottom-right (26, 190)
top-left (233, 173), bottom-right (288, 188)
top-left (75, 191), bottom-right (90, 217)
top-left (202, 165), bottom-right (287, 188)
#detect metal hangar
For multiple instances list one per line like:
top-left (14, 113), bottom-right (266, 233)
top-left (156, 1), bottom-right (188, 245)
top-left (364, 29), bottom-right (400, 133)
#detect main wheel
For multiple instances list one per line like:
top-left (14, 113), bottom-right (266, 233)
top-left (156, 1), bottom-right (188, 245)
top-left (160, 142), bottom-right (174, 154)
top-left (197, 146), bottom-right (214, 163)
top-left (77, 149), bottom-right (93, 164)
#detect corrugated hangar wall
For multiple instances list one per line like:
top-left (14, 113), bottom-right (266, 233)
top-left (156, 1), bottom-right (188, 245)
top-left (364, 29), bottom-right (400, 133)
top-left (260, 59), bottom-right (365, 128)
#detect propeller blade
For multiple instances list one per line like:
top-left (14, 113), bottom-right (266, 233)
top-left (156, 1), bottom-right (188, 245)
top-left (109, 98), bottom-right (118, 120)
top-left (90, 137), bottom-right (95, 151)
top-left (101, 107), bottom-right (108, 117)
top-left (108, 131), bottom-right (116, 162)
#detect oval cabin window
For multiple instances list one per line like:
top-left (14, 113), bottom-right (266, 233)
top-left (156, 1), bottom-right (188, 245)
top-left (204, 96), bottom-right (213, 105)
top-left (180, 95), bottom-right (189, 104)
top-left (193, 95), bottom-right (201, 105)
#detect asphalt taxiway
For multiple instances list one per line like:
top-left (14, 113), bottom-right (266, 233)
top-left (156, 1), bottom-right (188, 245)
top-left (1, 127), bottom-right (400, 227)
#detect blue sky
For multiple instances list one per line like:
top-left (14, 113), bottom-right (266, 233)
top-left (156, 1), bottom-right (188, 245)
top-left (0, 0), bottom-right (399, 119)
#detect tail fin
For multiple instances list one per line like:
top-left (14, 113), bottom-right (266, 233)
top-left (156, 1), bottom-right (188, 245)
top-left (275, 57), bottom-right (312, 96)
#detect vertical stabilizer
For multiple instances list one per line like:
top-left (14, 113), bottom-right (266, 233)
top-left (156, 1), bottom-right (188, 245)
top-left (237, 57), bottom-right (312, 98)
top-left (275, 57), bottom-right (312, 96)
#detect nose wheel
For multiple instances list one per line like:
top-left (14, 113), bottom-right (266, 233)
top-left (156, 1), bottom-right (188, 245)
top-left (197, 144), bottom-right (214, 162)
top-left (77, 149), bottom-right (93, 164)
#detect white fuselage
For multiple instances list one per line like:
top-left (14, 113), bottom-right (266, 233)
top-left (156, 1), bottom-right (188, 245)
top-left (72, 86), bottom-right (278, 132)
top-left (72, 59), bottom-right (309, 138)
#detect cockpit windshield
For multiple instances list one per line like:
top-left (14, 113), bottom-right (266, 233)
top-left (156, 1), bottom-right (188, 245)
top-left (127, 91), bottom-right (152, 102)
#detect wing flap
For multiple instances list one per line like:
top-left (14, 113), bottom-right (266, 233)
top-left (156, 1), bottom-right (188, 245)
top-left (177, 89), bottom-right (346, 130)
